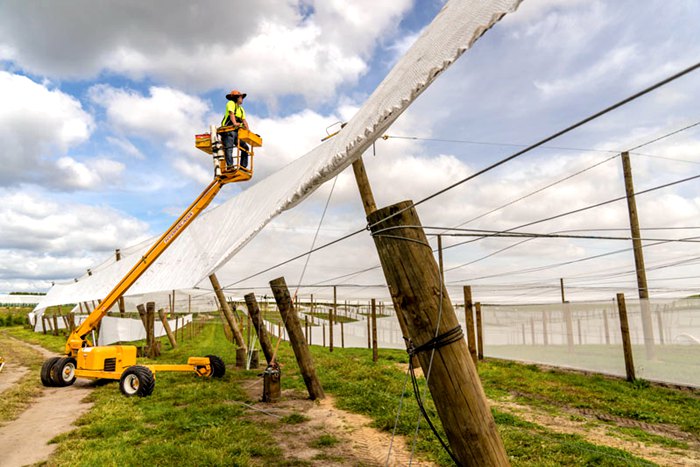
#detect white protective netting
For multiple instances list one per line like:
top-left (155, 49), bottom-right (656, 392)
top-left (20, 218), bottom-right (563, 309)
top-left (480, 298), bottom-right (700, 387)
top-left (32, 0), bottom-right (522, 315)
top-left (263, 297), bottom-right (700, 388)
top-left (31, 313), bottom-right (193, 346)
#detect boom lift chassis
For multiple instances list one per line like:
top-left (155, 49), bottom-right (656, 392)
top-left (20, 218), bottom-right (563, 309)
top-left (40, 126), bottom-right (262, 396)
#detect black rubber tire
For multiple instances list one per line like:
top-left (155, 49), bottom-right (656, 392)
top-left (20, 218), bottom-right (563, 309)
top-left (50, 357), bottom-right (77, 387)
top-left (119, 366), bottom-right (155, 397)
top-left (40, 357), bottom-right (61, 387)
top-left (206, 355), bottom-right (226, 378)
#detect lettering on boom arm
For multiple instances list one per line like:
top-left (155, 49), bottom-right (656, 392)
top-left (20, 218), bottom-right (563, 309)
top-left (164, 211), bottom-right (195, 244)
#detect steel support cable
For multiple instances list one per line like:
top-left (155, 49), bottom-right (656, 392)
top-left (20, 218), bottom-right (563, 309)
top-left (381, 134), bottom-right (620, 154)
top-left (295, 126), bottom-right (700, 292)
top-left (218, 62), bottom-right (700, 293)
top-left (367, 61), bottom-right (700, 232)
top-left (447, 153), bottom-right (620, 232)
top-left (447, 236), bottom-right (700, 284)
top-left (442, 170), bottom-right (700, 270)
top-left (270, 176), bottom-right (338, 364)
top-left (373, 225), bottom-right (700, 243)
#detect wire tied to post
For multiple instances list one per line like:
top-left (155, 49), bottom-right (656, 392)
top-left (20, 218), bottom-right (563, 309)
top-left (405, 325), bottom-right (464, 358)
top-left (403, 325), bottom-right (464, 466)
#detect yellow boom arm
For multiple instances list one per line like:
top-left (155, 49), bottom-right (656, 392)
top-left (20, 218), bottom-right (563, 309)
top-left (65, 126), bottom-right (262, 356)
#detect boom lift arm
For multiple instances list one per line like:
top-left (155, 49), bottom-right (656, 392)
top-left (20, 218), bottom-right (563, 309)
top-left (41, 126), bottom-right (262, 397)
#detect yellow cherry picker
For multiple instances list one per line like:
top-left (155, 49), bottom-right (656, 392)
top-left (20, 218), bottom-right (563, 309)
top-left (40, 126), bottom-right (262, 396)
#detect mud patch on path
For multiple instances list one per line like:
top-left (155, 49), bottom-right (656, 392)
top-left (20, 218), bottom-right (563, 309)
top-left (238, 378), bottom-right (435, 466)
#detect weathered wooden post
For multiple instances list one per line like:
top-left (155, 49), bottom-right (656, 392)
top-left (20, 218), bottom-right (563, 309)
top-left (209, 273), bottom-right (247, 365)
top-left (341, 320), bottom-right (345, 348)
top-left (218, 306), bottom-right (234, 342)
top-left (366, 302), bottom-right (371, 348)
top-left (158, 308), bottom-right (178, 349)
top-left (146, 301), bottom-right (159, 358)
top-left (368, 200), bottom-right (509, 465)
top-left (245, 293), bottom-right (273, 365)
top-left (52, 313), bottom-right (59, 336)
top-left (603, 308), bottom-right (611, 345)
top-left (656, 305), bottom-right (665, 345)
top-left (304, 315), bottom-right (309, 343)
top-left (463, 286), bottom-right (478, 365)
top-left (616, 293), bottom-right (636, 382)
top-left (530, 318), bottom-right (536, 346)
top-left (621, 151), bottom-right (655, 359)
top-left (577, 319), bottom-right (582, 345)
top-left (330, 286), bottom-right (336, 352)
top-left (475, 302), bottom-right (484, 360)
top-left (270, 277), bottom-right (324, 400)
top-left (371, 298), bottom-right (378, 362)
top-left (542, 311), bottom-right (549, 346)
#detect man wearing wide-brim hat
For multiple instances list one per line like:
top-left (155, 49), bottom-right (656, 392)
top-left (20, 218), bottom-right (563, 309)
top-left (220, 89), bottom-right (251, 169)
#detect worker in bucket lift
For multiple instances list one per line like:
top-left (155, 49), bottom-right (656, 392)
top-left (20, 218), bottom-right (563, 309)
top-left (221, 89), bottom-right (251, 170)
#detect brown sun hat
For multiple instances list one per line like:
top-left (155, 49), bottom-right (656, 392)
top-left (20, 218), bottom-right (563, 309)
top-left (226, 89), bottom-right (247, 99)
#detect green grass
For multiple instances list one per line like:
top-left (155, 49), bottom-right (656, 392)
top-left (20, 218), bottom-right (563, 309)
top-left (273, 344), bottom-right (661, 466)
top-left (7, 321), bottom-right (697, 466)
top-left (47, 324), bottom-right (281, 466)
top-left (309, 434), bottom-right (340, 448)
top-left (0, 330), bottom-right (46, 424)
top-left (6, 326), bottom-right (68, 354)
top-left (281, 413), bottom-right (309, 424)
top-left (479, 358), bottom-right (700, 435)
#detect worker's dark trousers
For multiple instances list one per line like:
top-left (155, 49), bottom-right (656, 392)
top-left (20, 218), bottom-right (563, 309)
top-left (222, 131), bottom-right (250, 168)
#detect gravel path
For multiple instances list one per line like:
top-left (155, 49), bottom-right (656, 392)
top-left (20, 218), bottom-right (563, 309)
top-left (0, 338), bottom-right (94, 467)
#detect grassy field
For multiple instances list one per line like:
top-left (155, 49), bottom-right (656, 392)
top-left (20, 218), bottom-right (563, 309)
top-left (3, 319), bottom-right (699, 465)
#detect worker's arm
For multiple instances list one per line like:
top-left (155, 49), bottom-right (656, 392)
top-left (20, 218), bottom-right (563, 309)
top-left (241, 118), bottom-right (249, 131)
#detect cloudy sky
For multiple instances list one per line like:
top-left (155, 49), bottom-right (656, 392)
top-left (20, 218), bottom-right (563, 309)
top-left (1, 0), bottom-right (700, 305)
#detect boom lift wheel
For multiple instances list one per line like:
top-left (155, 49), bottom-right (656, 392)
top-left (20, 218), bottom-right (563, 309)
top-left (206, 355), bottom-right (226, 378)
top-left (51, 357), bottom-right (77, 387)
top-left (120, 366), bottom-right (155, 397)
top-left (40, 357), bottom-right (61, 387)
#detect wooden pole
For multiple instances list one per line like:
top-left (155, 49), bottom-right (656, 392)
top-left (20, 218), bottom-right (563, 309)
top-left (158, 308), bottom-right (177, 348)
top-left (655, 305), bottom-right (665, 345)
top-left (137, 304), bottom-right (147, 328)
top-left (371, 298), bottom-right (378, 362)
top-left (245, 293), bottom-right (274, 365)
top-left (463, 286), bottom-right (477, 365)
top-left (621, 151), bottom-right (655, 359)
top-left (475, 302), bottom-right (484, 360)
top-left (542, 311), bottom-right (549, 346)
top-left (209, 273), bottom-right (247, 354)
top-left (304, 315), bottom-right (309, 344)
top-left (115, 249), bottom-right (126, 317)
top-left (364, 303), bottom-right (369, 348)
top-left (351, 155), bottom-right (418, 350)
top-left (616, 293), bottom-right (636, 382)
top-left (530, 318), bottom-right (536, 346)
top-left (330, 286), bottom-right (336, 352)
top-left (368, 200), bottom-right (509, 465)
top-left (577, 319), bottom-right (582, 345)
top-left (352, 158), bottom-right (377, 214)
top-left (341, 320), bottom-right (345, 348)
top-left (603, 308), bottom-right (610, 345)
top-left (560, 277), bottom-right (565, 303)
top-left (270, 277), bottom-right (324, 400)
top-left (146, 301), bottom-right (158, 358)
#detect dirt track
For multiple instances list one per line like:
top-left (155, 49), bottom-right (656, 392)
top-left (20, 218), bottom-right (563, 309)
top-left (0, 338), bottom-right (93, 467)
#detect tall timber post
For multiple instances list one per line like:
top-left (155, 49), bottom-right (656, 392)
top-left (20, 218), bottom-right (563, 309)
top-left (351, 157), bottom-right (508, 464)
